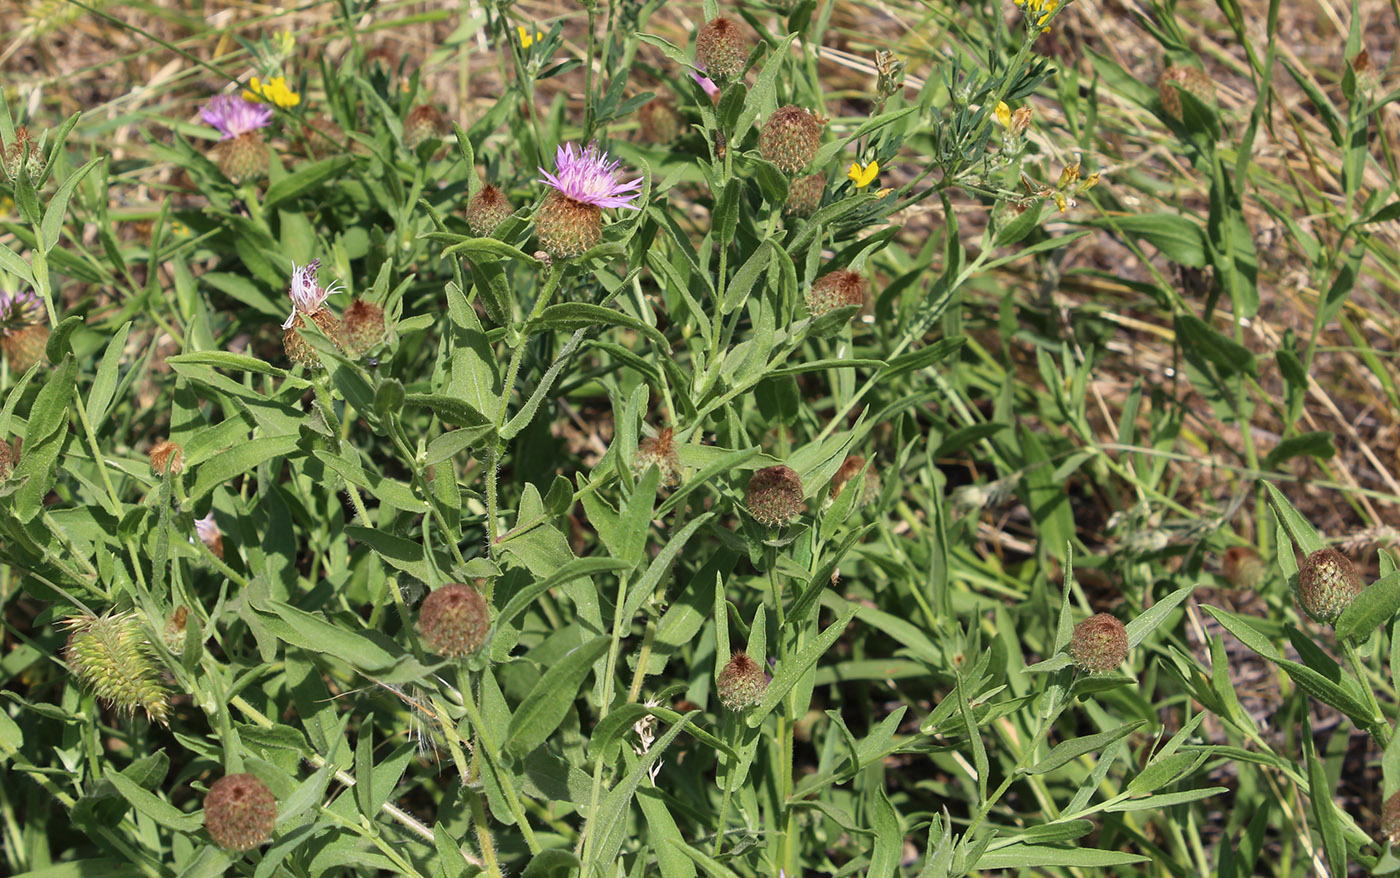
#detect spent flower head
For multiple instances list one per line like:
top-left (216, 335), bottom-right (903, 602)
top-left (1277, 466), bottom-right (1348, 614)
top-left (538, 142), bottom-right (643, 210)
top-left (418, 583), bottom-right (491, 658)
top-left (1068, 613), bottom-right (1128, 674)
top-left (717, 650), bottom-right (768, 710)
top-left (204, 774), bottom-right (277, 851)
top-left (200, 95), bottom-right (273, 140)
top-left (746, 464), bottom-right (805, 527)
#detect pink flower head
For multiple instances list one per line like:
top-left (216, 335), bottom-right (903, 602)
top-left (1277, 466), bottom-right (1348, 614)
top-left (691, 68), bottom-right (721, 101)
top-left (0, 289), bottom-right (43, 330)
top-left (537, 142), bottom-right (643, 210)
top-left (281, 259), bottom-right (341, 328)
top-left (201, 94), bottom-right (274, 141)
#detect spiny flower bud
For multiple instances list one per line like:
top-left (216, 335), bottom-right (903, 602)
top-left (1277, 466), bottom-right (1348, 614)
top-left (783, 174), bottom-right (824, 217)
top-left (745, 464), bottom-right (804, 527)
top-left (0, 440), bottom-right (12, 480)
top-left (695, 16), bottom-right (748, 84)
top-left (638, 96), bottom-right (683, 145)
top-left (1382, 790), bottom-right (1400, 846)
top-left (404, 104), bottom-right (448, 149)
top-left (759, 106), bottom-right (823, 176)
top-left (807, 269), bottom-right (866, 320)
top-left (213, 132), bottom-right (268, 184)
top-left (149, 440), bottom-right (184, 476)
top-left (1297, 547), bottom-right (1363, 624)
top-left (1068, 613), bottom-right (1128, 674)
top-left (536, 191), bottom-right (602, 260)
top-left (63, 612), bottom-right (170, 724)
top-left (717, 650), bottom-right (767, 710)
top-left (341, 299), bottom-right (386, 359)
top-left (1, 126), bottom-right (43, 186)
top-left (635, 426), bottom-right (681, 487)
top-left (204, 773), bottom-right (277, 851)
top-left (1158, 65), bottom-right (1216, 122)
top-left (467, 184), bottom-right (513, 238)
top-left (829, 455), bottom-right (879, 506)
top-left (417, 583), bottom-right (491, 658)
top-left (1222, 546), bottom-right (1266, 590)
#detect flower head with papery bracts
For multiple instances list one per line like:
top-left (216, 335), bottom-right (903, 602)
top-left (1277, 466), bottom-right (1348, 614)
top-left (200, 95), bottom-right (273, 141)
top-left (0, 289), bottom-right (43, 333)
top-left (281, 259), bottom-right (341, 329)
top-left (538, 142), bottom-right (643, 210)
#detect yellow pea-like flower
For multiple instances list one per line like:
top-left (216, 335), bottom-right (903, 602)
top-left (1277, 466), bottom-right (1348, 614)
top-left (994, 101), bottom-right (1012, 127)
top-left (846, 160), bottom-right (879, 188)
top-left (518, 25), bottom-right (545, 48)
top-left (243, 75), bottom-right (301, 109)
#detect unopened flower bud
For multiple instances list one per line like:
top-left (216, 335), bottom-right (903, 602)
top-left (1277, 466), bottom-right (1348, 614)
top-left (213, 132), bottom-right (268, 184)
top-left (417, 583), bottom-right (491, 658)
top-left (759, 106), bottom-right (823, 176)
top-left (1, 126), bottom-right (43, 186)
top-left (695, 16), bottom-right (748, 84)
top-left (1297, 547), bottom-right (1363, 624)
top-left (1069, 613), bottom-right (1128, 674)
top-left (63, 612), bottom-right (170, 724)
top-left (149, 440), bottom-right (184, 476)
top-left (404, 104), bottom-right (448, 149)
top-left (1158, 65), bottom-right (1216, 122)
top-left (746, 464), bottom-right (804, 527)
top-left (1222, 546), bottom-right (1265, 590)
top-left (638, 96), bottom-right (683, 145)
top-left (635, 426), bottom-right (681, 487)
top-left (717, 650), bottom-right (767, 710)
top-left (467, 184), bottom-right (513, 237)
top-left (204, 773), bottom-right (277, 851)
top-left (807, 269), bottom-right (866, 320)
top-left (783, 174), bottom-right (824, 217)
top-left (341, 299), bottom-right (386, 358)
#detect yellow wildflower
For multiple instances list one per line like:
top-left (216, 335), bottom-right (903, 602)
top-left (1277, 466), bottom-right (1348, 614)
top-left (846, 160), bottom-right (879, 188)
top-left (994, 101), bottom-right (1012, 127)
top-left (518, 25), bottom-right (545, 49)
top-left (243, 76), bottom-right (301, 109)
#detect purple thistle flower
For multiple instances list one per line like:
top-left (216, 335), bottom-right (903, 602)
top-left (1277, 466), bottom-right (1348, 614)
top-left (691, 68), bottom-right (721, 101)
top-left (0, 289), bottom-right (44, 330)
top-left (281, 259), bottom-right (341, 328)
top-left (201, 94), bottom-right (273, 141)
top-left (537, 142), bottom-right (643, 210)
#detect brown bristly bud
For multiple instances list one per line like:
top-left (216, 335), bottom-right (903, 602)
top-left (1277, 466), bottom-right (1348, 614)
top-left (341, 299), bottom-right (386, 359)
top-left (1068, 613), bottom-right (1128, 674)
top-left (696, 16), bottom-right (748, 84)
top-left (1222, 546), bottom-right (1266, 590)
top-left (1158, 65), bottom-right (1216, 122)
top-left (149, 440), bottom-right (184, 476)
top-left (783, 174), bottom-right (824, 217)
top-left (204, 773), bottom-right (277, 851)
top-left (638, 96), bottom-right (683, 145)
top-left (536, 191), bottom-right (602, 260)
top-left (635, 426), bottom-right (681, 487)
top-left (745, 464), bottom-right (804, 527)
top-left (759, 106), bottom-right (823, 176)
top-left (467, 184), bottom-right (513, 238)
top-left (2, 126), bottom-right (43, 186)
top-left (1383, 790), bottom-right (1400, 846)
top-left (213, 131), bottom-right (268, 183)
top-left (63, 611), bottom-right (171, 724)
top-left (807, 269), bottom-right (867, 320)
top-left (2, 324), bottom-right (50, 372)
top-left (1297, 547), bottom-right (1364, 624)
top-left (164, 606), bottom-right (189, 655)
top-left (417, 583), bottom-right (491, 658)
top-left (404, 104), bottom-right (448, 149)
top-left (717, 650), bottom-right (767, 710)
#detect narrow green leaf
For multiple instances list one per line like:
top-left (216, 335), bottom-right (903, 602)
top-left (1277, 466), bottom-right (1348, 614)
top-left (747, 608), bottom-right (858, 727)
top-left (506, 636), bottom-right (610, 760)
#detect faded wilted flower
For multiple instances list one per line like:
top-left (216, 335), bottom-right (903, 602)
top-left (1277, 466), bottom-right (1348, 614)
top-left (404, 104), bottom-right (447, 148)
top-left (467, 184), bottom-right (513, 237)
top-left (1158, 65), bottom-right (1215, 122)
top-left (1, 126), bottom-right (43, 186)
top-left (0, 439), bottom-right (13, 480)
top-left (746, 464), bottom-right (804, 527)
top-left (195, 512), bottom-right (224, 560)
top-left (1382, 791), bottom-right (1400, 846)
top-left (417, 583), bottom-right (491, 658)
top-left (635, 426), bottom-right (681, 487)
top-left (807, 269), bottom-right (866, 320)
top-left (1068, 613), bottom-right (1128, 674)
top-left (149, 440), bottom-right (184, 476)
top-left (203, 773), bottom-right (277, 851)
top-left (717, 650), bottom-right (767, 710)
top-left (63, 611), bottom-right (170, 724)
top-left (1222, 546), bottom-right (1265, 590)
top-left (829, 455), bottom-right (880, 506)
top-left (341, 299), bottom-right (386, 359)
top-left (281, 260), bottom-right (342, 367)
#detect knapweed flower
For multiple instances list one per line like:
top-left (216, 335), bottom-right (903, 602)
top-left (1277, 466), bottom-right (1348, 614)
top-left (517, 25), bottom-right (545, 49)
top-left (783, 174), bottom-right (824, 217)
top-left (535, 142), bottom-right (642, 259)
top-left (759, 106), bottom-right (823, 176)
top-left (467, 184), bottom-right (513, 237)
top-left (204, 774), bottom-right (277, 851)
top-left (745, 465), bottom-right (804, 527)
top-left (0, 289), bottom-right (49, 372)
top-left (1068, 613), bottom-right (1128, 674)
top-left (200, 95), bottom-right (273, 140)
top-left (717, 650), bottom-right (768, 710)
top-left (695, 16), bottom-right (747, 83)
top-left (1296, 547), bottom-right (1363, 625)
top-left (635, 426), bottom-right (681, 487)
top-left (1, 126), bottom-right (43, 186)
top-left (243, 75), bottom-right (301, 109)
top-left (341, 299), bottom-right (386, 358)
top-left (149, 439), bottom-right (184, 476)
top-left (638, 96), bottom-right (682, 145)
top-left (63, 611), bottom-right (170, 724)
top-left (281, 260), bottom-right (343, 368)
top-left (417, 583), bottom-right (491, 658)
top-left (846, 160), bottom-right (878, 188)
top-left (808, 269), bottom-right (866, 320)
top-left (404, 104), bottom-right (447, 149)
